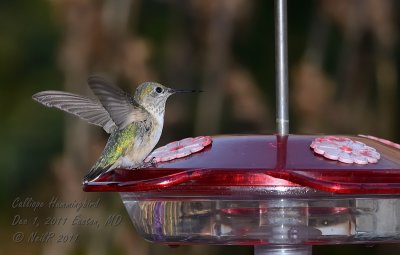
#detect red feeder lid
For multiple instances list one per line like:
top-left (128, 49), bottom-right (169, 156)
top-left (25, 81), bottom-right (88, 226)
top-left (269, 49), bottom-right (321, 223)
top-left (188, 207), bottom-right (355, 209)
top-left (83, 135), bottom-right (400, 195)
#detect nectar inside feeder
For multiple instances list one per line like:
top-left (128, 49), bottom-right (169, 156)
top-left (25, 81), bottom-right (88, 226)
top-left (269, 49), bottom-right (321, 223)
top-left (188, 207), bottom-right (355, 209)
top-left (83, 1), bottom-right (400, 255)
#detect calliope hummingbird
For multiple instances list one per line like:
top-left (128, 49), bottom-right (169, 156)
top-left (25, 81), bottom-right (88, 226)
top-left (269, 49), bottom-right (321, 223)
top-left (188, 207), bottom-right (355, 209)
top-left (32, 75), bottom-right (199, 181)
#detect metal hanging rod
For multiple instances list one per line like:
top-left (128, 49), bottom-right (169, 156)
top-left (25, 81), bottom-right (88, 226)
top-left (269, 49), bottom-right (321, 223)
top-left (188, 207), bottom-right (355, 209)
top-left (275, 0), bottom-right (289, 136)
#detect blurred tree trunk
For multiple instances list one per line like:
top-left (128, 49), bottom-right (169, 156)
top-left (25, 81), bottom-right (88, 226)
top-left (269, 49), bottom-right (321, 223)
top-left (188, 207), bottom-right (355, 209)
top-left (194, 0), bottom-right (242, 135)
top-left (44, 1), bottom-right (138, 255)
top-left (294, 0), bottom-right (398, 140)
top-left (44, 1), bottom-right (98, 255)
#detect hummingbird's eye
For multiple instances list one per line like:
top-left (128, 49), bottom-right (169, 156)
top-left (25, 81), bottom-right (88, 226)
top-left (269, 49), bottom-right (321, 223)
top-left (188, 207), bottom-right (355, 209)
top-left (155, 87), bottom-right (163, 93)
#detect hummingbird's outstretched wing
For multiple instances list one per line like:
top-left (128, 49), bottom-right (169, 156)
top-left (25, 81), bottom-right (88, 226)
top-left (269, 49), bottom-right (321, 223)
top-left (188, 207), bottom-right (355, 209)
top-left (88, 75), bottom-right (149, 130)
top-left (32, 91), bottom-right (117, 133)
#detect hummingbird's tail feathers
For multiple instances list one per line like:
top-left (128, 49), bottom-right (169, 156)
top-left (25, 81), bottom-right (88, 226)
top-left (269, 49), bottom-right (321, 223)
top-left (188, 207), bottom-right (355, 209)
top-left (83, 166), bottom-right (110, 182)
top-left (32, 91), bottom-right (117, 133)
top-left (88, 76), bottom-right (148, 129)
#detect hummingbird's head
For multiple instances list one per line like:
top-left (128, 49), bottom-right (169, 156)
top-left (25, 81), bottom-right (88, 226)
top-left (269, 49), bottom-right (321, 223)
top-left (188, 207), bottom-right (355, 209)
top-left (134, 82), bottom-right (198, 118)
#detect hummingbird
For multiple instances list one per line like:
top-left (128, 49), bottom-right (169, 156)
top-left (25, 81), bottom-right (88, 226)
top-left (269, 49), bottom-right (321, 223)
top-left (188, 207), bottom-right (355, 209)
top-left (32, 75), bottom-right (198, 182)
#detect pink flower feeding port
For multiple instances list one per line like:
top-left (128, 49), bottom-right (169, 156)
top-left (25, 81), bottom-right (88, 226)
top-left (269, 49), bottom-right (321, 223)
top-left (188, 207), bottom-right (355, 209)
top-left (310, 136), bottom-right (380, 164)
top-left (145, 136), bottom-right (212, 163)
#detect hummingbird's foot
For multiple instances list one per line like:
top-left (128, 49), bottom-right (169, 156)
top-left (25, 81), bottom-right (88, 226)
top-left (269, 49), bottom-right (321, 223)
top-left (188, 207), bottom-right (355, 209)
top-left (136, 158), bottom-right (158, 169)
top-left (149, 157), bottom-right (158, 166)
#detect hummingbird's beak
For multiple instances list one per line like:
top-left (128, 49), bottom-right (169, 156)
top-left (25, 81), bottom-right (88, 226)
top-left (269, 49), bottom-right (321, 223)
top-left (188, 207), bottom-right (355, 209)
top-left (168, 88), bottom-right (202, 94)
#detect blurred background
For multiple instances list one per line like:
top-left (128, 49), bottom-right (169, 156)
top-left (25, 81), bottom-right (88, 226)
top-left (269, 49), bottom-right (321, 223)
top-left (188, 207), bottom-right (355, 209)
top-left (0, 0), bottom-right (399, 254)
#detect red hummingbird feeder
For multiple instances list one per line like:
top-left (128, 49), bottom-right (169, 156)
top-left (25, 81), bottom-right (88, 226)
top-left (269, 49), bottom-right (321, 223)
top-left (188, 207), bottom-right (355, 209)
top-left (84, 1), bottom-right (400, 254)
